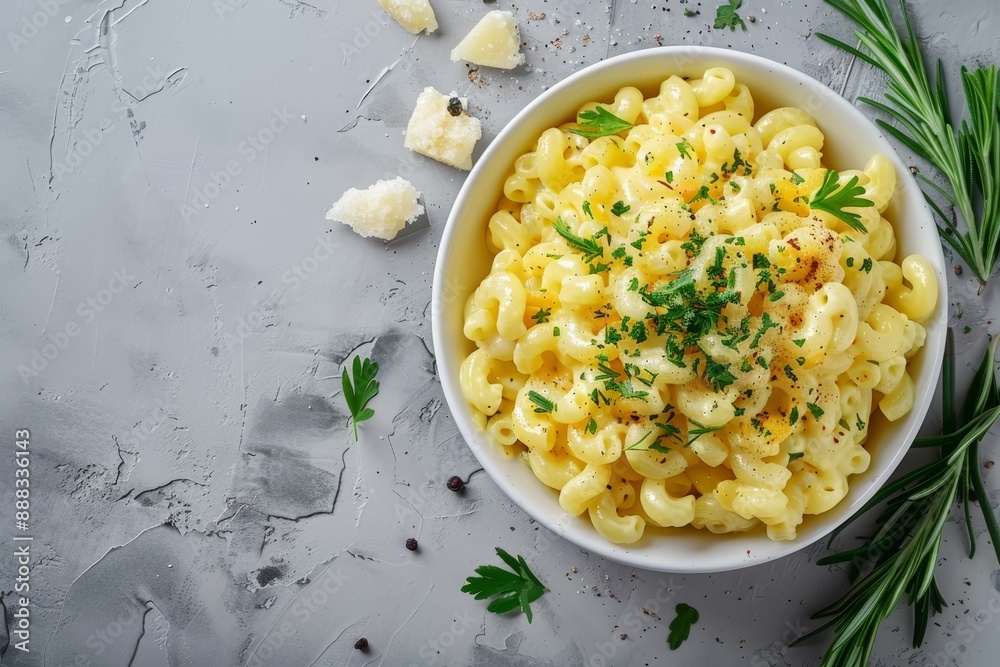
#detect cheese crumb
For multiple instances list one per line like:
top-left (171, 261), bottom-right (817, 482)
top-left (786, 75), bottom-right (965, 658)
top-left (326, 178), bottom-right (424, 241)
top-left (451, 10), bottom-right (525, 70)
top-left (377, 0), bottom-right (437, 35)
top-left (404, 87), bottom-right (482, 171)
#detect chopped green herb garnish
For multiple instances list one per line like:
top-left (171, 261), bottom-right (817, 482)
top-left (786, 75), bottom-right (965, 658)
top-left (806, 402), bottom-right (824, 419)
top-left (611, 201), bottom-right (631, 216)
top-left (690, 185), bottom-right (715, 204)
top-left (676, 138), bottom-right (694, 159)
top-left (532, 308), bottom-right (551, 324)
top-left (790, 406), bottom-right (799, 425)
top-left (705, 358), bottom-right (737, 391)
top-left (808, 169), bottom-right (874, 233)
top-left (528, 391), bottom-right (556, 414)
top-left (568, 106), bottom-right (634, 140)
top-left (788, 451), bottom-right (805, 462)
top-left (553, 217), bottom-right (604, 262)
top-left (685, 419), bottom-right (725, 448)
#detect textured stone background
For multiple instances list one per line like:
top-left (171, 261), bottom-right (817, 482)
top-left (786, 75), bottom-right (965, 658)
top-left (1, 1), bottom-right (999, 665)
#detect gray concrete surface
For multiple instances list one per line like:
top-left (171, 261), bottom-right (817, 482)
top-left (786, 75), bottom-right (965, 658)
top-left (1, 0), bottom-right (999, 665)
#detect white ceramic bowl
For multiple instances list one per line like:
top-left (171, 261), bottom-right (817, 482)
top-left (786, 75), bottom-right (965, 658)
top-left (432, 47), bottom-right (947, 572)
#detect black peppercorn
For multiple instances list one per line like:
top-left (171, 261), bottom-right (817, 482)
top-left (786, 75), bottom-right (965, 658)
top-left (447, 476), bottom-right (464, 491)
top-left (354, 637), bottom-right (369, 651)
top-left (447, 97), bottom-right (463, 116)
top-left (405, 538), bottom-right (418, 551)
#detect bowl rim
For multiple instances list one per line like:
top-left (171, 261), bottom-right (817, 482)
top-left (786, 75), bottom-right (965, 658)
top-left (432, 45), bottom-right (947, 573)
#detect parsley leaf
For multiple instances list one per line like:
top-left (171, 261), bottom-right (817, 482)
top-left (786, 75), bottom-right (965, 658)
top-left (676, 138), bottom-right (694, 159)
top-left (528, 390), bottom-right (556, 414)
top-left (531, 308), bottom-right (551, 324)
top-left (462, 548), bottom-right (546, 623)
top-left (788, 451), bottom-right (805, 462)
top-left (714, 0), bottom-right (747, 32)
top-left (806, 402), bottom-right (825, 419)
top-left (553, 217), bottom-right (604, 262)
top-left (582, 201), bottom-right (595, 219)
top-left (342, 355), bottom-right (380, 441)
top-left (586, 418), bottom-right (598, 435)
top-left (808, 169), bottom-right (874, 233)
top-left (789, 406), bottom-right (799, 425)
top-left (611, 201), bottom-right (631, 216)
top-left (568, 106), bottom-right (634, 140)
top-left (668, 603), bottom-right (700, 650)
top-left (705, 358), bottom-right (737, 391)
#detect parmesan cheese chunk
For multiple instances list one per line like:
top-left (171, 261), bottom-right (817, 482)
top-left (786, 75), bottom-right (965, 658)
top-left (377, 0), bottom-right (438, 35)
top-left (326, 178), bottom-right (424, 241)
top-left (450, 10), bottom-right (525, 70)
top-left (404, 87), bottom-right (482, 171)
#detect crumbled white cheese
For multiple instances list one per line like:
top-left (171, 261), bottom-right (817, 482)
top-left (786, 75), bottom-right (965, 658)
top-left (450, 10), bottom-right (525, 70)
top-left (377, 0), bottom-right (438, 35)
top-left (326, 178), bottom-right (424, 241)
top-left (404, 87), bottom-right (482, 171)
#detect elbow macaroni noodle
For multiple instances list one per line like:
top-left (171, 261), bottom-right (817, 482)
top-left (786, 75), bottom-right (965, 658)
top-left (459, 68), bottom-right (938, 544)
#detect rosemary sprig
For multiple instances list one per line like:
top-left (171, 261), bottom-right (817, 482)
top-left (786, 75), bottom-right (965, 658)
top-left (821, 0), bottom-right (1000, 289)
top-left (793, 334), bottom-right (1000, 666)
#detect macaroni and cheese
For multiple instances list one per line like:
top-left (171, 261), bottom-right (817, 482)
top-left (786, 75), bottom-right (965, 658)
top-left (458, 68), bottom-right (938, 543)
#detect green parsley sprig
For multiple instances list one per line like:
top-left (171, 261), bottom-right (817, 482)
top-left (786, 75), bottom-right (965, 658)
top-left (794, 334), bottom-right (1000, 666)
top-left (342, 355), bottom-right (380, 441)
top-left (821, 0), bottom-right (1000, 289)
top-left (714, 0), bottom-right (747, 32)
top-left (567, 106), bottom-right (634, 140)
top-left (807, 170), bottom-right (874, 233)
top-left (462, 548), bottom-right (547, 623)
